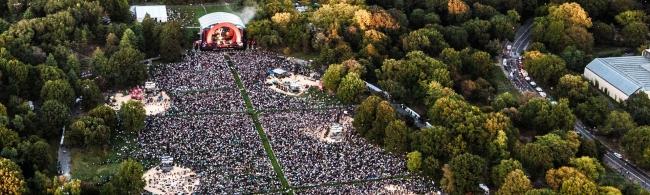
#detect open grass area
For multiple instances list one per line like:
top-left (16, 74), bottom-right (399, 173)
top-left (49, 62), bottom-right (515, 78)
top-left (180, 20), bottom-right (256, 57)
top-left (70, 147), bottom-right (120, 184)
top-left (489, 67), bottom-right (520, 97)
top-left (167, 4), bottom-right (236, 27)
top-left (69, 130), bottom-right (141, 183)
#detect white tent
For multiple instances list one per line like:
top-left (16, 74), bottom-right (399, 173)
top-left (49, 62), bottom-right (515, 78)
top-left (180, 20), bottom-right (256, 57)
top-left (198, 12), bottom-right (246, 29)
top-left (130, 5), bottom-right (168, 22)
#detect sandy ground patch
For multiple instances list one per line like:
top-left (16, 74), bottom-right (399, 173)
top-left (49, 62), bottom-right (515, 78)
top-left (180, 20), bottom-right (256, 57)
top-left (143, 166), bottom-right (199, 195)
top-left (107, 91), bottom-right (171, 115)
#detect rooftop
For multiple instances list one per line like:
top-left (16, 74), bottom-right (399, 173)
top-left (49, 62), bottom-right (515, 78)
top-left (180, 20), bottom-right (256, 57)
top-left (130, 5), bottom-right (168, 22)
top-left (198, 12), bottom-right (245, 29)
top-left (585, 54), bottom-right (650, 96)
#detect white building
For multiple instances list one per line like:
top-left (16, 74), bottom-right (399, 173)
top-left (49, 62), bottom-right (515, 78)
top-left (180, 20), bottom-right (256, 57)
top-left (130, 5), bottom-right (168, 22)
top-left (583, 49), bottom-right (650, 102)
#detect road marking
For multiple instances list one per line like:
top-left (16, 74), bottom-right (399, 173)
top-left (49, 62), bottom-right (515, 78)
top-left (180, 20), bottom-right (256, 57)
top-left (605, 154), bottom-right (649, 186)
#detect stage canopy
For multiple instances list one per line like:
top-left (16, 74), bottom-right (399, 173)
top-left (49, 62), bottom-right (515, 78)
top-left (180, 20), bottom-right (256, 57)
top-left (198, 12), bottom-right (246, 29)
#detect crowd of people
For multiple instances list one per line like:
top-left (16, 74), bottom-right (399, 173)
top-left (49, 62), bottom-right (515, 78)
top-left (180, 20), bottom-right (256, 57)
top-left (296, 177), bottom-right (439, 194)
top-left (260, 109), bottom-right (408, 186)
top-left (138, 114), bottom-right (281, 194)
top-left (137, 49), bottom-right (438, 193)
top-left (151, 52), bottom-right (236, 93)
top-left (228, 50), bottom-right (340, 111)
top-left (169, 91), bottom-right (245, 114)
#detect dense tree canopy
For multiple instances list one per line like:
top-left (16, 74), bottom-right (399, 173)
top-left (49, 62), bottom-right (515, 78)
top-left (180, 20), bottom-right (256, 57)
top-left (118, 100), bottom-right (145, 133)
top-left (0, 157), bottom-right (25, 194)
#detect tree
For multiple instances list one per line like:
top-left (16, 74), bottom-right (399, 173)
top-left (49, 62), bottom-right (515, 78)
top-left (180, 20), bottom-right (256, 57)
top-left (119, 29), bottom-right (138, 49)
top-left (141, 14), bottom-right (160, 57)
top-left (614, 10), bottom-right (647, 26)
top-left (105, 33), bottom-right (119, 55)
top-left (490, 14), bottom-right (516, 41)
top-left (598, 186), bottom-right (622, 195)
top-left (322, 64), bottom-right (346, 92)
top-left (89, 105), bottom-right (117, 129)
top-left (40, 100), bottom-right (70, 138)
top-left (17, 138), bottom-right (53, 174)
top-left (441, 153), bottom-right (486, 194)
top-left (625, 92), bottom-right (650, 125)
top-left (561, 46), bottom-right (588, 73)
top-left (353, 96), bottom-right (382, 136)
top-left (0, 127), bottom-right (19, 149)
top-left (108, 46), bottom-right (146, 88)
top-left (600, 111), bottom-right (636, 136)
top-left (524, 188), bottom-right (556, 195)
top-left (159, 21), bottom-right (183, 62)
top-left (109, 159), bottom-right (145, 194)
top-left (0, 157), bottom-right (25, 194)
top-left (546, 166), bottom-right (588, 190)
top-left (576, 97), bottom-right (609, 127)
top-left (406, 151), bottom-right (422, 172)
top-left (368, 101), bottom-right (396, 144)
top-left (622, 126), bottom-right (650, 168)
top-left (101, 0), bottom-right (131, 22)
top-left (560, 176), bottom-right (598, 195)
top-left (620, 22), bottom-right (649, 48)
top-left (498, 169), bottom-right (532, 195)
top-left (569, 156), bottom-right (605, 181)
top-left (77, 79), bottom-right (102, 111)
top-left (492, 158), bottom-right (524, 188)
top-left (556, 74), bottom-right (589, 105)
top-left (523, 51), bottom-right (567, 86)
top-left (492, 92), bottom-right (519, 111)
top-left (118, 100), bottom-right (145, 133)
top-left (548, 3), bottom-right (592, 28)
top-left (401, 28), bottom-right (449, 55)
top-left (67, 116), bottom-right (111, 147)
top-left (336, 72), bottom-right (366, 103)
top-left (447, 0), bottom-right (471, 23)
top-left (40, 79), bottom-right (75, 106)
top-left (466, 51), bottom-right (492, 78)
top-left (384, 120), bottom-right (408, 153)
top-left (592, 22), bottom-right (615, 45)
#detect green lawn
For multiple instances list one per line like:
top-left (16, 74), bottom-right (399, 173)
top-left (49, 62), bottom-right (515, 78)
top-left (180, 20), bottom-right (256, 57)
top-left (70, 147), bottom-right (120, 183)
top-left (69, 130), bottom-right (141, 183)
top-left (167, 4), bottom-right (236, 27)
top-left (489, 67), bottom-right (520, 97)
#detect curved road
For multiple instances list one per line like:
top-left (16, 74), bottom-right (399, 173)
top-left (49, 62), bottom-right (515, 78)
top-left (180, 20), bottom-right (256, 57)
top-left (505, 20), bottom-right (650, 189)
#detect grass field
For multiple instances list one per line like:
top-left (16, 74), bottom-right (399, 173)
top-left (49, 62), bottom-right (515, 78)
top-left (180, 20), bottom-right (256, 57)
top-left (69, 131), bottom-right (141, 183)
top-left (489, 66), bottom-right (520, 97)
top-left (167, 4), bottom-right (235, 26)
top-left (70, 147), bottom-right (120, 183)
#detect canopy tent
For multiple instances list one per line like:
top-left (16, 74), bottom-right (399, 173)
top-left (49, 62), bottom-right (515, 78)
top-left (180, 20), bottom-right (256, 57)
top-left (198, 12), bottom-right (246, 29)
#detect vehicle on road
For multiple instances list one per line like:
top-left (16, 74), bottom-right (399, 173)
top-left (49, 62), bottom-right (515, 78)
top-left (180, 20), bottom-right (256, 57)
top-left (614, 152), bottom-right (623, 159)
top-left (530, 81), bottom-right (536, 87)
top-left (535, 87), bottom-right (543, 92)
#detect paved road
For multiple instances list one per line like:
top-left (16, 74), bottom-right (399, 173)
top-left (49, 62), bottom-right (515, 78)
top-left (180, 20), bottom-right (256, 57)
top-left (504, 19), bottom-right (650, 189)
top-left (57, 127), bottom-right (71, 178)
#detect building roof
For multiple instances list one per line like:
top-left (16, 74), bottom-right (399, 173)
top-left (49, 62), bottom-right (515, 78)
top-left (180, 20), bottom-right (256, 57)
top-left (585, 56), bottom-right (650, 95)
top-left (130, 5), bottom-right (168, 22)
top-left (198, 12), bottom-right (245, 29)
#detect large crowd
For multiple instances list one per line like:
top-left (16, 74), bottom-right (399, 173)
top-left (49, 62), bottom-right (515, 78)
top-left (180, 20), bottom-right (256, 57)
top-left (138, 114), bottom-right (281, 194)
top-left (228, 50), bottom-right (340, 111)
top-left (137, 49), bottom-right (438, 194)
top-left (151, 52), bottom-right (236, 93)
top-left (260, 110), bottom-right (407, 186)
top-left (296, 177), bottom-right (439, 194)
